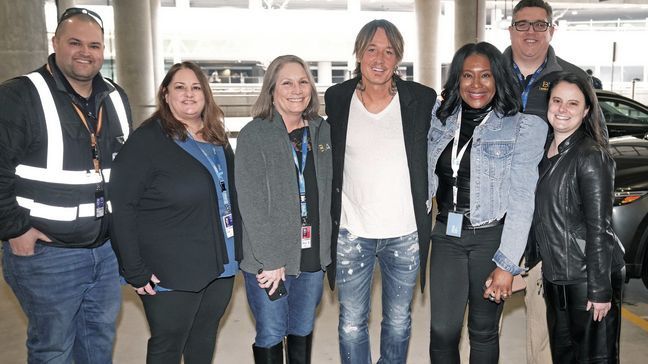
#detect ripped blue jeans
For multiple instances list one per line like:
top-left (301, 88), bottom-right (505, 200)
top-left (336, 229), bottom-right (420, 364)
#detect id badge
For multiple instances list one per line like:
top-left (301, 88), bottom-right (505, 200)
top-left (301, 225), bottom-right (312, 249)
top-left (446, 212), bottom-right (463, 237)
top-left (95, 189), bottom-right (105, 219)
top-left (223, 213), bottom-right (234, 238)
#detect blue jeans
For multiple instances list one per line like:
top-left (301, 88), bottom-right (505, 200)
top-left (2, 241), bottom-right (121, 364)
top-left (336, 229), bottom-right (420, 364)
top-left (244, 270), bottom-right (324, 348)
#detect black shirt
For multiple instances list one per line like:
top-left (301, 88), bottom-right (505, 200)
top-left (436, 103), bottom-right (492, 222)
top-left (289, 126), bottom-right (321, 272)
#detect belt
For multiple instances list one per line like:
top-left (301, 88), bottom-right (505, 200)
top-left (462, 216), bottom-right (505, 230)
top-left (436, 211), bottom-right (506, 230)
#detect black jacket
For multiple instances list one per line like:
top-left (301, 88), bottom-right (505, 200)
top-left (0, 55), bottom-right (132, 247)
top-left (325, 77), bottom-right (436, 290)
top-left (503, 46), bottom-right (589, 123)
top-left (110, 119), bottom-right (242, 291)
top-left (504, 46), bottom-right (609, 268)
top-left (532, 130), bottom-right (625, 302)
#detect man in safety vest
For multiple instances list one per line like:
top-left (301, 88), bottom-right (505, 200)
top-left (0, 8), bottom-right (132, 363)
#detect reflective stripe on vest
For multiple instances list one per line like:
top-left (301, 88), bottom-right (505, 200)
top-left (104, 78), bottom-right (130, 140)
top-left (15, 71), bottom-right (127, 220)
top-left (17, 71), bottom-right (128, 182)
top-left (16, 197), bottom-right (113, 221)
top-left (15, 165), bottom-right (111, 184)
top-left (25, 72), bottom-right (64, 169)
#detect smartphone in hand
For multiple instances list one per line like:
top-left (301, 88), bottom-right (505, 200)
top-left (258, 269), bottom-right (287, 301)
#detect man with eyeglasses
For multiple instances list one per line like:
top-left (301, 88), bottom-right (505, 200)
top-left (503, 1), bottom-right (596, 363)
top-left (0, 8), bottom-right (131, 363)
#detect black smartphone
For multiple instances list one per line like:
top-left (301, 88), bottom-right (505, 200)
top-left (258, 269), bottom-right (288, 301)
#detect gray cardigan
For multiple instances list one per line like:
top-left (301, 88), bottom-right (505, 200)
top-left (235, 111), bottom-right (332, 276)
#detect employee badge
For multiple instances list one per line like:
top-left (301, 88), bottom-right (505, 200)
top-left (446, 211), bottom-right (463, 238)
top-left (223, 213), bottom-right (234, 238)
top-left (301, 225), bottom-right (312, 249)
top-left (94, 189), bottom-right (105, 219)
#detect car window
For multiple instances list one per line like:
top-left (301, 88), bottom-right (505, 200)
top-left (599, 99), bottom-right (648, 125)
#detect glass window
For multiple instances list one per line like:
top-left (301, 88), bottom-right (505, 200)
top-left (599, 98), bottom-right (648, 125)
top-left (623, 66), bottom-right (643, 82)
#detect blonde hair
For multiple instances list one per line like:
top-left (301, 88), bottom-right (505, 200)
top-left (252, 55), bottom-right (319, 121)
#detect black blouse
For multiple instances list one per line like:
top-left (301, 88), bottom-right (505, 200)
top-left (436, 103), bottom-right (492, 221)
top-left (289, 126), bottom-right (321, 272)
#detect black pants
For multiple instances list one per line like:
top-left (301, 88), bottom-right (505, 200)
top-left (544, 268), bottom-right (624, 364)
top-left (140, 276), bottom-right (235, 364)
top-left (429, 222), bottom-right (504, 364)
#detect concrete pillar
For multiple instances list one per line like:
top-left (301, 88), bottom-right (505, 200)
top-left (0, 0), bottom-right (48, 82)
top-left (113, 0), bottom-right (156, 127)
top-left (150, 0), bottom-right (164, 87)
top-left (454, 0), bottom-right (486, 50)
top-left (415, 0), bottom-right (441, 89)
top-left (56, 0), bottom-right (77, 18)
top-left (317, 61), bottom-right (333, 86)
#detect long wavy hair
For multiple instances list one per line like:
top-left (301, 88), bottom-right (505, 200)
top-left (437, 42), bottom-right (521, 123)
top-left (251, 55), bottom-right (320, 121)
top-left (547, 72), bottom-right (606, 147)
top-left (145, 61), bottom-right (228, 145)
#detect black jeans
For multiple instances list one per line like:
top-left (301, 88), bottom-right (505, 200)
top-left (429, 222), bottom-right (504, 364)
top-left (544, 268), bottom-right (624, 364)
top-left (140, 276), bottom-right (235, 364)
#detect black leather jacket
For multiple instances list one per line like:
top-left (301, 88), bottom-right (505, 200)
top-left (531, 130), bottom-right (625, 303)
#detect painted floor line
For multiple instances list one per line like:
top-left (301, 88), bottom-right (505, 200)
top-left (622, 307), bottom-right (648, 332)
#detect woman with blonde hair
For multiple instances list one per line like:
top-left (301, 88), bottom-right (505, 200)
top-left (235, 55), bottom-right (332, 363)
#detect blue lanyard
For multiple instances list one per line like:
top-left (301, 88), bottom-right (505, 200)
top-left (291, 128), bottom-right (309, 224)
top-left (513, 58), bottom-right (547, 110)
top-left (189, 134), bottom-right (231, 214)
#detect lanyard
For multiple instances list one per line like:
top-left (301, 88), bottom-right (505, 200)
top-left (46, 63), bottom-right (104, 173)
top-left (291, 128), bottom-right (310, 224)
top-left (513, 58), bottom-right (547, 110)
top-left (189, 134), bottom-right (231, 214)
top-left (72, 104), bottom-right (103, 173)
top-left (450, 108), bottom-right (493, 210)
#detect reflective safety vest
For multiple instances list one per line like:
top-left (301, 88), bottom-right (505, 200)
top-left (15, 71), bottom-right (130, 222)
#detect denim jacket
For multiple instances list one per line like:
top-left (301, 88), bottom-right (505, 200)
top-left (427, 101), bottom-right (547, 275)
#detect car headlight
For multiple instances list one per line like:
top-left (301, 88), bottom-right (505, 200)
top-left (614, 190), bottom-right (648, 206)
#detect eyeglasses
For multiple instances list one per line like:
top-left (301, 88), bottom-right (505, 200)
top-left (57, 7), bottom-right (104, 32)
top-left (512, 20), bottom-right (552, 32)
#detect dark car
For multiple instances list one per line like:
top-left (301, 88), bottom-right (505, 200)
top-left (596, 90), bottom-right (648, 138)
top-left (609, 134), bottom-right (648, 288)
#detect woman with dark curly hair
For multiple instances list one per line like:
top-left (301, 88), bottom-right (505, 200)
top-left (427, 42), bottom-right (547, 363)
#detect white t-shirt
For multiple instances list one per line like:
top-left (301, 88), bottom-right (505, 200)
top-left (340, 91), bottom-right (417, 238)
